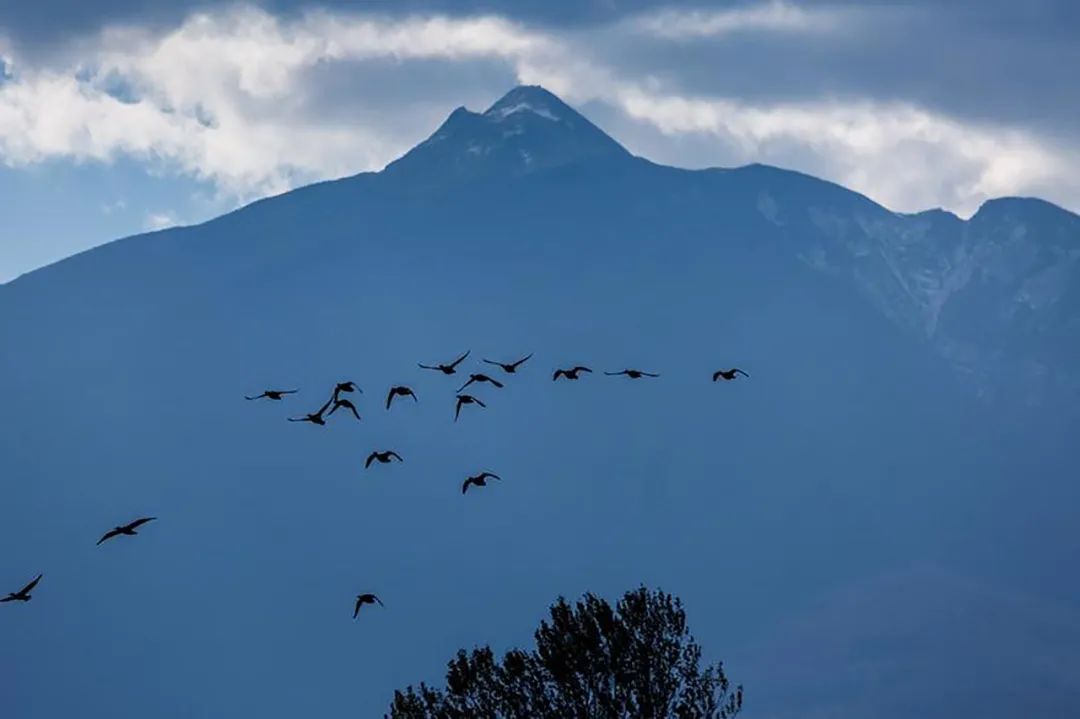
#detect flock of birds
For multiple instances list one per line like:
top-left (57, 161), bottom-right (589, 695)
top-left (3, 350), bottom-right (749, 619)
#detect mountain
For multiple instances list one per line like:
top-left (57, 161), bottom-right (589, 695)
top-left (1, 86), bottom-right (1078, 719)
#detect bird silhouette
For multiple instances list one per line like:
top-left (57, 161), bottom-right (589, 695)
top-left (328, 398), bottom-right (361, 421)
top-left (458, 373), bottom-right (504, 392)
top-left (353, 593), bottom-right (383, 618)
top-left (288, 397), bottom-right (334, 425)
top-left (482, 353), bottom-right (533, 374)
top-left (462, 472), bottom-right (501, 494)
top-left (454, 394), bottom-right (486, 421)
top-left (245, 389), bottom-right (297, 401)
top-left (332, 381), bottom-right (362, 402)
top-left (712, 368), bottom-right (750, 382)
top-left (1, 574), bottom-right (42, 603)
top-left (97, 517), bottom-right (157, 546)
top-left (605, 369), bottom-right (660, 379)
top-left (553, 366), bottom-right (592, 381)
top-left (418, 350), bottom-right (470, 375)
top-left (385, 386), bottom-right (418, 410)
top-left (365, 450), bottom-right (403, 468)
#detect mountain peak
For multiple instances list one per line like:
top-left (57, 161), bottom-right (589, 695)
top-left (383, 85), bottom-right (630, 182)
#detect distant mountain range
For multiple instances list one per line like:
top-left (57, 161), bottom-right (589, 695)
top-left (1, 86), bottom-right (1077, 719)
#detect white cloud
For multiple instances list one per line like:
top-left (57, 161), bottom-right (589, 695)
top-left (627, 0), bottom-right (843, 39)
top-left (0, 3), bottom-right (1076, 218)
top-left (144, 210), bottom-right (178, 230)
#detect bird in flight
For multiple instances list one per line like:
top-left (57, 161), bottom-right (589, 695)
top-left (482, 353), bottom-right (533, 374)
top-left (1, 574), bottom-right (42, 603)
top-left (462, 472), bottom-right (501, 494)
top-left (418, 350), bottom-right (470, 375)
top-left (328, 398), bottom-right (361, 421)
top-left (332, 381), bottom-right (363, 402)
top-left (386, 386), bottom-right (418, 409)
top-left (245, 389), bottom-right (297, 401)
top-left (353, 593), bottom-right (384, 618)
top-left (97, 517), bottom-right (157, 546)
top-left (712, 368), bottom-right (750, 382)
top-left (288, 397), bottom-right (334, 425)
top-left (455, 394), bottom-right (486, 421)
top-left (458, 373), bottom-right (504, 392)
top-left (605, 369), bottom-right (660, 379)
top-left (365, 450), bottom-right (403, 468)
top-left (553, 366), bottom-right (592, 381)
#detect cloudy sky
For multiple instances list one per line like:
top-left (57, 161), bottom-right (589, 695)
top-left (2, 0), bottom-right (1078, 281)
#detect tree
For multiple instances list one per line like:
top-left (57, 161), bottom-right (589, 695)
top-left (387, 586), bottom-right (743, 719)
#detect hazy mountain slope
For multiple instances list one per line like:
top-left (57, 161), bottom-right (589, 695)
top-left (1, 86), bottom-right (1077, 718)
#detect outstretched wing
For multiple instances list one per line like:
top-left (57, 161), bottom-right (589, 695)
top-left (449, 350), bottom-right (471, 368)
top-left (97, 528), bottom-right (121, 546)
top-left (454, 400), bottom-right (463, 421)
top-left (642, 372), bottom-right (660, 377)
top-left (388, 451), bottom-right (403, 462)
top-left (474, 397), bottom-right (487, 408)
top-left (488, 377), bottom-right (504, 388)
top-left (372, 595), bottom-right (384, 606)
top-left (244, 393), bottom-right (267, 400)
top-left (417, 363), bottom-right (437, 371)
top-left (385, 389), bottom-right (395, 410)
top-left (365, 452), bottom-right (377, 468)
top-left (711, 370), bottom-right (722, 382)
top-left (457, 377), bottom-right (475, 393)
top-left (127, 517), bottom-right (157, 531)
top-left (481, 359), bottom-right (503, 369)
top-left (353, 597), bottom-right (362, 619)
top-left (511, 353), bottom-right (533, 368)
top-left (604, 371), bottom-right (627, 376)
top-left (481, 472), bottom-right (501, 481)
top-left (462, 478), bottom-right (473, 494)
top-left (735, 368), bottom-right (750, 377)
top-left (20, 574), bottom-right (43, 595)
top-left (553, 370), bottom-right (565, 381)
top-left (574, 366), bottom-right (593, 373)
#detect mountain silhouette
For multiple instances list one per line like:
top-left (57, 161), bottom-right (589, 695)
top-left (1, 86), bottom-right (1077, 719)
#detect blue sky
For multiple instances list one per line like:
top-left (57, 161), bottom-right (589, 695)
top-left (2, 0), bottom-right (1079, 281)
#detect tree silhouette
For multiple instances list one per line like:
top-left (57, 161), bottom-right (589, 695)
top-left (387, 586), bottom-right (743, 719)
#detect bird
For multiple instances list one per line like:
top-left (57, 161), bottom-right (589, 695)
top-left (332, 381), bottom-right (363, 402)
top-left (97, 517), bottom-right (157, 546)
top-left (482, 353), bottom-right (533, 374)
top-left (365, 450), bottom-right (403, 468)
top-left (455, 394), bottom-right (486, 421)
top-left (605, 369), bottom-right (660, 379)
top-left (462, 472), bottom-right (501, 494)
top-left (458, 373), bottom-right (504, 392)
top-left (353, 593), bottom-right (384, 618)
top-left (418, 350), bottom-right (470, 375)
top-left (244, 389), bottom-right (297, 401)
top-left (288, 397), bottom-right (334, 425)
top-left (328, 398), bottom-right (361, 421)
top-left (1, 574), bottom-right (42, 603)
top-left (385, 385), bottom-right (418, 410)
top-left (553, 366), bottom-right (592, 381)
top-left (712, 368), bottom-right (750, 382)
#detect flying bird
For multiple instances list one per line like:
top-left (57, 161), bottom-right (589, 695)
top-left (1, 574), bottom-right (42, 603)
top-left (482, 353), bottom-right (533, 374)
top-left (458, 373), bottom-right (504, 392)
top-left (605, 369), bottom-right (660, 379)
top-left (455, 394), bottom-right (486, 421)
top-left (418, 350), bottom-right (470, 375)
top-left (385, 386), bottom-right (418, 410)
top-left (244, 389), bottom-right (297, 401)
top-left (365, 450), bottom-right (403, 468)
top-left (462, 472), bottom-right (501, 494)
top-left (328, 398), bottom-right (361, 421)
top-left (332, 381), bottom-right (363, 402)
top-left (553, 366), bottom-right (592, 381)
top-left (712, 368), bottom-right (750, 382)
top-left (353, 593), bottom-right (384, 618)
top-left (97, 517), bottom-right (157, 546)
top-left (288, 397), bottom-right (334, 425)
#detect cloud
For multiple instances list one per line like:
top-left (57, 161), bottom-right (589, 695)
top-left (626, 0), bottom-right (844, 39)
top-left (144, 210), bottom-right (178, 230)
top-left (0, 2), bottom-right (1077, 217)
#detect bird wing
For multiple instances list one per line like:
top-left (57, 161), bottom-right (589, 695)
top-left (475, 397), bottom-right (487, 407)
top-left (604, 371), bottom-right (626, 376)
top-left (711, 371), bottom-right (722, 382)
top-left (449, 350), bottom-right (470, 368)
top-left (388, 451), bottom-right (403, 462)
top-left (457, 377), bottom-right (475, 392)
top-left (553, 370), bottom-right (565, 381)
top-left (481, 359), bottom-right (502, 368)
top-left (575, 366), bottom-right (593, 373)
top-left (408, 389), bottom-right (417, 401)
top-left (454, 400), bottom-right (463, 421)
top-left (417, 363), bottom-right (437, 370)
top-left (735, 369), bottom-right (750, 377)
top-left (462, 478), bottom-right (473, 494)
top-left (97, 528), bottom-right (121, 545)
top-left (20, 574), bottom-right (42, 594)
top-left (385, 389), bottom-right (395, 410)
top-left (511, 353), bottom-right (533, 368)
top-left (353, 597), bottom-right (362, 619)
top-left (373, 595), bottom-right (384, 606)
top-left (347, 404), bottom-right (361, 420)
top-left (127, 517), bottom-right (157, 530)
top-left (281, 389), bottom-right (298, 394)
top-left (643, 372), bottom-right (660, 377)
top-left (365, 452), bottom-right (378, 468)
top-left (244, 393), bottom-right (265, 400)
top-left (489, 377), bottom-right (504, 388)
top-left (315, 396), bottom-right (334, 416)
